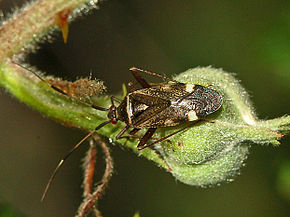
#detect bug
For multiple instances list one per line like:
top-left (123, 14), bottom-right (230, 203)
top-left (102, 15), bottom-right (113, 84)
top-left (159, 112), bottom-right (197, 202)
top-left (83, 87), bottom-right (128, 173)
top-left (110, 67), bottom-right (223, 150)
top-left (13, 63), bottom-right (223, 199)
top-left (45, 66), bottom-right (223, 151)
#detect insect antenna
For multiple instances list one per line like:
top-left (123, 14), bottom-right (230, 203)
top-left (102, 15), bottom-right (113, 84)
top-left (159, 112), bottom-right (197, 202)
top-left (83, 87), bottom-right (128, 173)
top-left (41, 119), bottom-right (111, 201)
top-left (10, 62), bottom-right (113, 200)
top-left (12, 61), bottom-right (109, 111)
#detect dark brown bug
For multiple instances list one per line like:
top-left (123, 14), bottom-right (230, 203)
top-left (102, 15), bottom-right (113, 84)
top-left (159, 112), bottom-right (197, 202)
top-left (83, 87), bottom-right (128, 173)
top-left (28, 66), bottom-right (222, 151)
top-left (108, 67), bottom-right (223, 150)
top-left (13, 63), bottom-right (222, 200)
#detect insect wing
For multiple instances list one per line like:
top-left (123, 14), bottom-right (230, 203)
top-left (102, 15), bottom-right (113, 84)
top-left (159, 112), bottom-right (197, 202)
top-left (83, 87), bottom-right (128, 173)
top-left (127, 92), bottom-right (170, 127)
top-left (127, 84), bottom-right (187, 128)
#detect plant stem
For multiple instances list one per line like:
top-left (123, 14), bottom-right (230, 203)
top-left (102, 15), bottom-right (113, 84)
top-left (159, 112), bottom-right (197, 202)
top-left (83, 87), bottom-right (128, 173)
top-left (0, 0), bottom-right (170, 170)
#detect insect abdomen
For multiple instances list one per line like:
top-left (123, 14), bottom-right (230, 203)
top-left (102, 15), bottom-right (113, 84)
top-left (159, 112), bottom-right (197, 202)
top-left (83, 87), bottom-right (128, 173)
top-left (188, 85), bottom-right (223, 118)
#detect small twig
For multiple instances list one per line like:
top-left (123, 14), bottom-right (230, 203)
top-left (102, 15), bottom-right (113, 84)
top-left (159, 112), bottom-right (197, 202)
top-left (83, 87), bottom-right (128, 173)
top-left (77, 134), bottom-right (113, 217)
top-left (83, 139), bottom-right (97, 198)
top-left (82, 139), bottom-right (102, 217)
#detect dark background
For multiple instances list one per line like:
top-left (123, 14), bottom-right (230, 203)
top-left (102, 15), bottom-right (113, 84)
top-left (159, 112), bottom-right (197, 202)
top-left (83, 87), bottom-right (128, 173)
top-left (0, 0), bottom-right (289, 216)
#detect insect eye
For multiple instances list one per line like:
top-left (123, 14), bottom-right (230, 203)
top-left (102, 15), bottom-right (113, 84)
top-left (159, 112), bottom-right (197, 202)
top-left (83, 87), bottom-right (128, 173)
top-left (109, 105), bottom-right (116, 111)
top-left (110, 118), bottom-right (117, 125)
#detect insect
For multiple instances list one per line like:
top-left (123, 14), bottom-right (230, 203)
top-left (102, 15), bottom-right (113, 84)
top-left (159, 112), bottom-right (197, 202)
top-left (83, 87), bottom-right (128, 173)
top-left (109, 67), bottom-right (223, 150)
top-left (48, 66), bottom-right (223, 151)
top-left (13, 63), bottom-right (223, 199)
top-left (19, 64), bottom-right (223, 151)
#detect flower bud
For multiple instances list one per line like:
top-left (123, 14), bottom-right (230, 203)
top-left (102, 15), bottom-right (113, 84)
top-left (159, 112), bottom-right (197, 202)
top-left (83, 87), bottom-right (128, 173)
top-left (154, 67), bottom-right (285, 187)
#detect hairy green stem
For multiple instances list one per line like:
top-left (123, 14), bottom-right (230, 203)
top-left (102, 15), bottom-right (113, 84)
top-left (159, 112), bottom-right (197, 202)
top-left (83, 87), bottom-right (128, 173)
top-left (0, 0), bottom-right (98, 60)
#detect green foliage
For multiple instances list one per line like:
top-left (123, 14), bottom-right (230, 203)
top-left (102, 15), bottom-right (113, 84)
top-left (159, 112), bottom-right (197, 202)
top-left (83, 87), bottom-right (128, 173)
top-left (0, 0), bottom-right (289, 216)
top-left (0, 1), bottom-right (289, 214)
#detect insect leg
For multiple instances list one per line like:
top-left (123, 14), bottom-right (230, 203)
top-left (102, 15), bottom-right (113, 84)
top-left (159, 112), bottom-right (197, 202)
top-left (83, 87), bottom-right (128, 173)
top-left (111, 96), bottom-right (122, 104)
top-left (115, 127), bottom-right (142, 141)
top-left (127, 81), bottom-right (165, 91)
top-left (130, 67), bottom-right (176, 83)
top-left (117, 129), bottom-right (143, 140)
top-left (129, 128), bottom-right (140, 135)
top-left (137, 124), bottom-right (192, 150)
top-left (128, 81), bottom-right (138, 91)
top-left (115, 125), bottom-right (130, 139)
top-left (129, 67), bottom-right (151, 88)
top-left (137, 128), bottom-right (157, 150)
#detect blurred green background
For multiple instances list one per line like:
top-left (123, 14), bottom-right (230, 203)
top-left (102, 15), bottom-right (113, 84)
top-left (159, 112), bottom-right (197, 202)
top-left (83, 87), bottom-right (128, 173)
top-left (0, 0), bottom-right (289, 216)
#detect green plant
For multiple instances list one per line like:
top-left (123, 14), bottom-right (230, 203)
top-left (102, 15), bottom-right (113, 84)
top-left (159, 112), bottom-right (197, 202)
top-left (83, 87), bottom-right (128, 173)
top-left (0, 0), bottom-right (289, 216)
